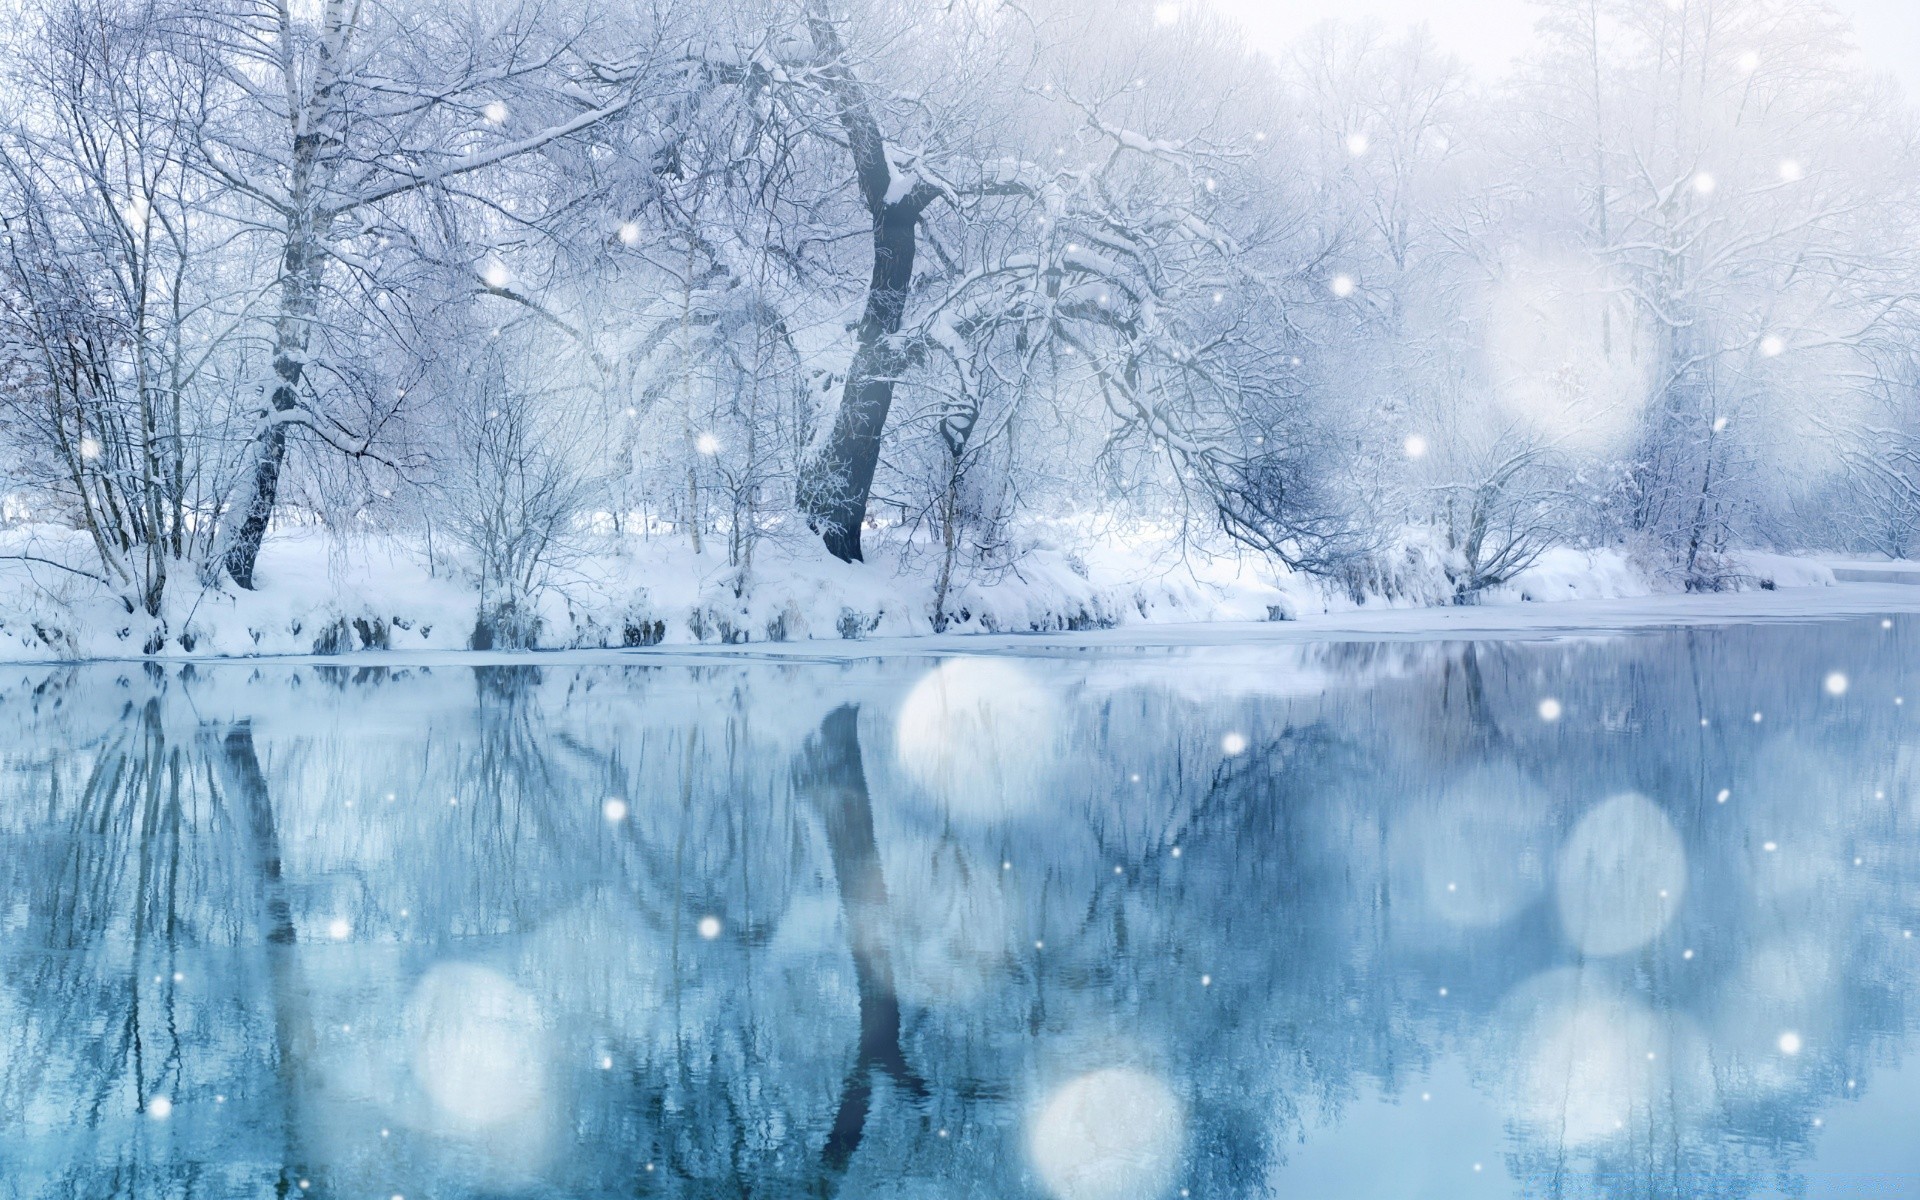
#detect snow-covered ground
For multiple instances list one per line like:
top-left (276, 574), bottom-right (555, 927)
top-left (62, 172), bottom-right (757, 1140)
top-left (0, 520), bottom-right (1906, 662)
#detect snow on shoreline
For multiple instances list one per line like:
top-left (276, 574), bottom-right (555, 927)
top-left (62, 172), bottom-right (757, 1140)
top-left (0, 521), bottom-right (1901, 664)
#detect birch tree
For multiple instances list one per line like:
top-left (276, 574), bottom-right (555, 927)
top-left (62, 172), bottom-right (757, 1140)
top-left (189, 0), bottom-right (640, 587)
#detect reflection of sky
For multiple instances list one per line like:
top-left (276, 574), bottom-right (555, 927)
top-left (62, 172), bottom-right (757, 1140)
top-left (1269, 1057), bottom-right (1508, 1198)
top-left (0, 616), bottom-right (1917, 1198)
top-left (1793, 1064), bottom-right (1920, 1199)
top-left (1271, 1054), bottom-right (1920, 1199)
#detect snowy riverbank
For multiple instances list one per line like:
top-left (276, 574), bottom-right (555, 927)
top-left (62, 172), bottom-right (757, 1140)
top-left (0, 521), bottom-right (1896, 662)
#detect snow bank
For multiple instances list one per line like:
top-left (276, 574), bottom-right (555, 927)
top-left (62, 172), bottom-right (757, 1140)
top-left (0, 520), bottom-right (1863, 661)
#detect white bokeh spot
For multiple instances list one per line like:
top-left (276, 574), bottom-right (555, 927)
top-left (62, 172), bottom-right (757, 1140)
top-left (1500, 970), bottom-right (1711, 1148)
top-left (896, 658), bottom-right (1060, 821)
top-left (1030, 1068), bottom-right (1184, 1200)
top-left (1556, 793), bottom-right (1687, 956)
top-left (407, 963), bottom-right (549, 1132)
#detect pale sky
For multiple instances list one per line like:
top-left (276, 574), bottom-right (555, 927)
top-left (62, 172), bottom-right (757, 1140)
top-left (1204, 0), bottom-right (1920, 97)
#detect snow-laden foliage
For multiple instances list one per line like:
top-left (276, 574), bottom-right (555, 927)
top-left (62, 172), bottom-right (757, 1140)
top-left (0, 0), bottom-right (1915, 645)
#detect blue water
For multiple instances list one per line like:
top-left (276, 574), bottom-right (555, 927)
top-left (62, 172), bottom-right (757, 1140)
top-left (1, 615), bottom-right (1917, 1199)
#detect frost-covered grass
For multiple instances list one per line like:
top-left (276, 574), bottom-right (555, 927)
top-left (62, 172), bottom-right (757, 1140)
top-left (0, 520), bottom-right (1875, 661)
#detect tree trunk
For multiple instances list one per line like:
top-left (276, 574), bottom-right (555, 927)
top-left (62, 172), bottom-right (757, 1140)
top-left (224, 143), bottom-right (328, 587)
top-left (794, 704), bottom-right (924, 1186)
top-left (794, 12), bottom-right (940, 563)
top-left (212, 723), bottom-right (311, 1193)
top-left (798, 205), bottom-right (925, 561)
top-left (223, 0), bottom-right (343, 589)
top-left (221, 274), bottom-right (308, 588)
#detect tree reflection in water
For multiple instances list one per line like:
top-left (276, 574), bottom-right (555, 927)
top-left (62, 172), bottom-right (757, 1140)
top-left (0, 616), bottom-right (1916, 1199)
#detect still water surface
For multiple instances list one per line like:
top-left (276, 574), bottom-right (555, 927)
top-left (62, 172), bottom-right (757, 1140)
top-left (2, 616), bottom-right (1919, 1199)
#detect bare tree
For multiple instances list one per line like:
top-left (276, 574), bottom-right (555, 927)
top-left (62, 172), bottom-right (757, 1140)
top-left (429, 334), bottom-right (599, 649)
top-left (188, 0), bottom-right (639, 587)
top-left (0, 0), bottom-right (247, 633)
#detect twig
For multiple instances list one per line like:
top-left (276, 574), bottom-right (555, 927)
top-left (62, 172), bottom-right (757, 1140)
top-left (0, 554), bottom-right (110, 584)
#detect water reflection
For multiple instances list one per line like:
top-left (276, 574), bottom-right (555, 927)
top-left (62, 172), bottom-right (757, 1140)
top-left (0, 618), bottom-right (1916, 1198)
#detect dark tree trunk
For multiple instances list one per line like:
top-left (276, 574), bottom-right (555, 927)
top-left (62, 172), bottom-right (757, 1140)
top-left (214, 724), bottom-right (311, 1193)
top-left (221, 378), bottom-right (294, 590)
top-left (223, 213), bottom-right (319, 590)
top-left (795, 13), bottom-right (941, 563)
top-left (795, 704), bottom-right (925, 1187)
top-left (799, 205), bottom-right (926, 562)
